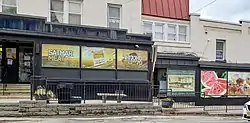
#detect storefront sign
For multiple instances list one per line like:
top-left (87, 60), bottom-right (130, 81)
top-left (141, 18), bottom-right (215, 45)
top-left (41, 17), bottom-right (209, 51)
top-left (228, 72), bottom-right (250, 97)
top-left (200, 70), bottom-right (227, 98)
top-left (117, 49), bottom-right (148, 70)
top-left (42, 44), bottom-right (80, 68)
top-left (167, 70), bottom-right (195, 92)
top-left (81, 46), bottom-right (115, 69)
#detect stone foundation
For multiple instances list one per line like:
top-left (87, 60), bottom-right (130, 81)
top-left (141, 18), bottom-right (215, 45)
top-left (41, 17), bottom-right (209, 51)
top-left (0, 101), bottom-right (162, 117)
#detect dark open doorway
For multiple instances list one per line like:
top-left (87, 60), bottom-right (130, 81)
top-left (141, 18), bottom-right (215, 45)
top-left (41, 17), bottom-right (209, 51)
top-left (0, 40), bottom-right (34, 84)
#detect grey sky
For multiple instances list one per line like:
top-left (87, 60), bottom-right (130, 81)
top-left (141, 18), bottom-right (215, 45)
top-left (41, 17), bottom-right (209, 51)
top-left (190, 0), bottom-right (250, 23)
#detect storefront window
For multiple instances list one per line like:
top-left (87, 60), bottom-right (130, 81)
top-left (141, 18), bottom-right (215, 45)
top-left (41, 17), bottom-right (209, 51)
top-left (117, 49), bottom-right (148, 70)
top-left (81, 46), bottom-right (116, 69)
top-left (167, 69), bottom-right (195, 94)
top-left (200, 70), bottom-right (250, 98)
top-left (228, 72), bottom-right (250, 97)
top-left (157, 69), bottom-right (195, 95)
top-left (42, 44), bottom-right (80, 68)
top-left (200, 70), bottom-right (227, 98)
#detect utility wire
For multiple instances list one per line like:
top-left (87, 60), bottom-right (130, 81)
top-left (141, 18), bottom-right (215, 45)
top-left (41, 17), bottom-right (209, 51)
top-left (191, 0), bottom-right (218, 14)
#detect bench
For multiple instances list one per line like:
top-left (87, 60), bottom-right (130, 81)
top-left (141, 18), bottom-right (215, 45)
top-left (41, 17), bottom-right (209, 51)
top-left (97, 91), bottom-right (127, 103)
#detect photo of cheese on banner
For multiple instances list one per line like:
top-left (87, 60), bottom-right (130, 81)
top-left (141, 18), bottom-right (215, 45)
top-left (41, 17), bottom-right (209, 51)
top-left (81, 46), bottom-right (115, 69)
top-left (91, 47), bottom-right (106, 66)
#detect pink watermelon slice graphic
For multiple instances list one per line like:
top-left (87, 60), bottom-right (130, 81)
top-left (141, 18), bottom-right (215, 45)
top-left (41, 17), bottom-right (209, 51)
top-left (201, 71), bottom-right (227, 97)
top-left (201, 71), bottom-right (218, 87)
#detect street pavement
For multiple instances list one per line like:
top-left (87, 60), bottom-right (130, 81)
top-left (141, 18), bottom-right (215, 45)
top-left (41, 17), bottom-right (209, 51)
top-left (1, 116), bottom-right (248, 123)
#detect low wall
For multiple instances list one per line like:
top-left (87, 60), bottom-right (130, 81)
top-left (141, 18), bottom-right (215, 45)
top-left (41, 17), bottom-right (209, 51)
top-left (0, 101), bottom-right (162, 117)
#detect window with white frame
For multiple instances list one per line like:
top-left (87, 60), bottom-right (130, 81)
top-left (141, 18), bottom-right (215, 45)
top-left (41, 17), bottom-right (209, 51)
top-left (216, 39), bottom-right (226, 60)
top-left (68, 1), bottom-right (81, 24)
top-left (108, 4), bottom-right (121, 28)
top-left (155, 23), bottom-right (164, 40)
top-left (168, 24), bottom-right (177, 41)
top-left (143, 21), bottom-right (152, 35)
top-left (142, 21), bottom-right (188, 42)
top-left (2, 0), bottom-right (17, 14)
top-left (50, 0), bottom-right (82, 25)
top-left (178, 25), bottom-right (187, 41)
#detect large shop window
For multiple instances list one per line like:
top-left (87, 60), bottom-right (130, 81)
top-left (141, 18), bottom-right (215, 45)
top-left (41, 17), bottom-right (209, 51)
top-left (42, 44), bottom-right (80, 68)
top-left (117, 49), bottom-right (148, 70)
top-left (42, 44), bottom-right (148, 70)
top-left (81, 46), bottom-right (116, 69)
top-left (159, 69), bottom-right (195, 94)
top-left (200, 70), bottom-right (250, 98)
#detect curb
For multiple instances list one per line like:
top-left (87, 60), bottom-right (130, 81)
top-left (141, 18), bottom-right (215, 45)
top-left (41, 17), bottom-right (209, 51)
top-left (207, 113), bottom-right (242, 117)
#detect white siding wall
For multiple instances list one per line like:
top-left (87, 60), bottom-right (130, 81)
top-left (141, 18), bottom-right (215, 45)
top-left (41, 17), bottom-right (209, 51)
top-left (17, 0), bottom-right (49, 18)
top-left (9, 0), bottom-right (142, 33)
top-left (190, 14), bottom-right (250, 63)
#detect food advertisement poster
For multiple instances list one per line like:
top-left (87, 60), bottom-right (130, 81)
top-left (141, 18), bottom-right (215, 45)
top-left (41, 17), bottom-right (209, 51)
top-left (117, 49), bottom-right (148, 70)
top-left (167, 70), bottom-right (195, 92)
top-left (81, 46), bottom-right (116, 69)
top-left (200, 70), bottom-right (227, 98)
top-left (42, 44), bottom-right (80, 68)
top-left (228, 72), bottom-right (250, 97)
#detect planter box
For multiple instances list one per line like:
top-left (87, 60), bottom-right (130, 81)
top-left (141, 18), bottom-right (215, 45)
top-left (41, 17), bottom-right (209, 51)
top-left (34, 95), bottom-right (49, 103)
top-left (161, 100), bottom-right (174, 108)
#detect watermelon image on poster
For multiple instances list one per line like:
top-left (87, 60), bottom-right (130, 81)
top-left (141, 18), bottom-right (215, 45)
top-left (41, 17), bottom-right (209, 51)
top-left (201, 71), bottom-right (227, 97)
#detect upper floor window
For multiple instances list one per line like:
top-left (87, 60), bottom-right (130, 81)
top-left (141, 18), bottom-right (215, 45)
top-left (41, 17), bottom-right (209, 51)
top-left (50, 0), bottom-right (82, 25)
top-left (143, 21), bottom-right (188, 42)
top-left (2, 0), bottom-right (17, 14)
top-left (108, 4), bottom-right (121, 28)
top-left (167, 24), bottom-right (177, 41)
top-left (178, 25), bottom-right (187, 41)
top-left (155, 23), bottom-right (164, 40)
top-left (143, 21), bottom-right (152, 35)
top-left (216, 39), bottom-right (226, 60)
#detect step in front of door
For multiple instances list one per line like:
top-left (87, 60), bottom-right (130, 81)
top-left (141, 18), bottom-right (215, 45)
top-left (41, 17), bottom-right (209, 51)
top-left (0, 84), bottom-right (31, 99)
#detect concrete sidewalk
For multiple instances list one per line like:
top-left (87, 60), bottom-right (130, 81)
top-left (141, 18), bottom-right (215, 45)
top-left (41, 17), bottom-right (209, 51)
top-left (172, 108), bottom-right (242, 116)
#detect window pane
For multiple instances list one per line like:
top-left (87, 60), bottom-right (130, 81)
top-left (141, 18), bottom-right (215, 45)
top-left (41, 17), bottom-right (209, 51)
top-left (216, 51), bottom-right (224, 60)
top-left (143, 22), bottom-right (152, 33)
top-left (51, 12), bottom-right (63, 23)
top-left (51, 0), bottom-right (64, 12)
top-left (109, 22), bottom-right (119, 28)
top-left (216, 41), bottom-right (224, 50)
top-left (108, 18), bottom-right (120, 28)
top-left (155, 33), bottom-right (163, 40)
top-left (2, 6), bottom-right (17, 14)
top-left (168, 24), bottom-right (176, 34)
top-left (69, 2), bottom-right (81, 13)
top-left (179, 35), bottom-right (186, 41)
top-left (168, 34), bottom-right (176, 41)
top-left (69, 14), bottom-right (81, 25)
top-left (155, 23), bottom-right (164, 33)
top-left (108, 6), bottom-right (120, 18)
top-left (2, 0), bottom-right (16, 6)
top-left (179, 25), bottom-right (187, 34)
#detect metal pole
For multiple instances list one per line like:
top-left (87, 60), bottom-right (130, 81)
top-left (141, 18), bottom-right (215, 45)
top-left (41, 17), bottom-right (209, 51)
top-left (203, 92), bottom-right (206, 111)
top-left (83, 80), bottom-right (86, 104)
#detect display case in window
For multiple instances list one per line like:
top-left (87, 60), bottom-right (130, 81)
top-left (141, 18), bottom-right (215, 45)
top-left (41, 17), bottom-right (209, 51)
top-left (19, 47), bottom-right (33, 82)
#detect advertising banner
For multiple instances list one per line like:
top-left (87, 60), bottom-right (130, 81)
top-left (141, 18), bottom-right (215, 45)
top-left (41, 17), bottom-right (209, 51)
top-left (228, 72), bottom-right (250, 97)
top-left (81, 46), bottom-right (116, 69)
top-left (117, 49), bottom-right (148, 70)
top-left (42, 44), bottom-right (80, 68)
top-left (200, 70), bottom-right (227, 98)
top-left (167, 70), bottom-right (195, 92)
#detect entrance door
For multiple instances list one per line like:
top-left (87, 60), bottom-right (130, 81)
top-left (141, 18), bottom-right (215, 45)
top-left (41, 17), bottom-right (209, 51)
top-left (2, 43), bottom-right (18, 83)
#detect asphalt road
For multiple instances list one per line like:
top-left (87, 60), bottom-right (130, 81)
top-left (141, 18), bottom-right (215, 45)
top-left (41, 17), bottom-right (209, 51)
top-left (2, 116), bottom-right (249, 123)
